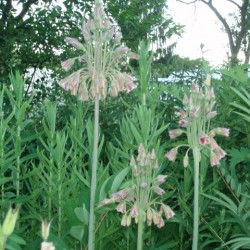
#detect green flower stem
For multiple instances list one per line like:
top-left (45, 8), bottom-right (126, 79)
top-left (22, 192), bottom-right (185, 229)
top-left (192, 147), bottom-right (200, 250)
top-left (88, 94), bottom-right (100, 250)
top-left (16, 125), bottom-right (21, 198)
top-left (0, 237), bottom-right (6, 250)
top-left (137, 210), bottom-right (144, 250)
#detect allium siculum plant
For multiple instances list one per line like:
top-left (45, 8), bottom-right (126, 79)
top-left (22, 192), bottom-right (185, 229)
top-left (59, 0), bottom-right (138, 249)
top-left (165, 76), bottom-right (229, 250)
top-left (99, 144), bottom-right (175, 250)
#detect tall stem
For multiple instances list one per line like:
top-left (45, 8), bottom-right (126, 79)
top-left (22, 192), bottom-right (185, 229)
top-left (192, 147), bottom-right (200, 250)
top-left (58, 176), bottom-right (62, 237)
top-left (88, 94), bottom-right (100, 250)
top-left (16, 125), bottom-right (21, 197)
top-left (137, 210), bottom-right (144, 250)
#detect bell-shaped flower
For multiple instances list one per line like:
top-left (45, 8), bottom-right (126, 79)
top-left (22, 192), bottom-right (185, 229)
top-left (166, 148), bottom-right (178, 162)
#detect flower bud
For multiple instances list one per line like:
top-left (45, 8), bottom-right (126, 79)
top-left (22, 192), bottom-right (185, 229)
top-left (2, 206), bottom-right (19, 237)
top-left (204, 75), bottom-right (211, 86)
top-left (126, 215), bottom-right (132, 226)
top-left (183, 153), bottom-right (189, 168)
top-left (41, 220), bottom-right (51, 241)
top-left (214, 128), bottom-right (230, 137)
top-left (121, 214), bottom-right (127, 226)
top-left (154, 175), bottom-right (168, 185)
top-left (140, 182), bottom-right (147, 189)
top-left (206, 111), bottom-right (217, 119)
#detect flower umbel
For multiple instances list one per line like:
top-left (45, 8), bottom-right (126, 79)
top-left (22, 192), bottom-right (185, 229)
top-left (59, 0), bottom-right (138, 101)
top-left (99, 145), bottom-right (174, 228)
top-left (166, 79), bottom-right (229, 167)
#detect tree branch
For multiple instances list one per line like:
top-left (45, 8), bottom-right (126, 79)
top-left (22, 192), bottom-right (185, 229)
top-left (176, 0), bottom-right (198, 5)
top-left (15, 0), bottom-right (38, 21)
top-left (235, 0), bottom-right (249, 53)
top-left (200, 0), bottom-right (236, 55)
top-left (225, 0), bottom-right (241, 9)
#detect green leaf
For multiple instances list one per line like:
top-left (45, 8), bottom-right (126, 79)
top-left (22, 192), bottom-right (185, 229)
top-left (70, 225), bottom-right (84, 241)
top-left (110, 166), bottom-right (130, 194)
top-left (74, 203), bottom-right (89, 225)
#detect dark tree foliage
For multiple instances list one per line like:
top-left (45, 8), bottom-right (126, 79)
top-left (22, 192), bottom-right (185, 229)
top-left (0, 0), bottom-right (182, 84)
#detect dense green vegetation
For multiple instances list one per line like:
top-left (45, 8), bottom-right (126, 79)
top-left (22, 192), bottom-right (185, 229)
top-left (0, 0), bottom-right (249, 250)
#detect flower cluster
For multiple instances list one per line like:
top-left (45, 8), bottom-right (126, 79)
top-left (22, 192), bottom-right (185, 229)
top-left (59, 0), bottom-right (138, 101)
top-left (166, 76), bottom-right (229, 167)
top-left (99, 144), bottom-right (175, 228)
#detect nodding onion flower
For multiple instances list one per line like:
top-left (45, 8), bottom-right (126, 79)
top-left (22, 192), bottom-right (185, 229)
top-left (166, 76), bottom-right (229, 167)
top-left (59, 0), bottom-right (139, 101)
top-left (99, 144), bottom-right (175, 228)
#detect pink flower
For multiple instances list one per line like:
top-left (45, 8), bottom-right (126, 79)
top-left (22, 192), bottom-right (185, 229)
top-left (154, 175), bottom-right (168, 185)
top-left (214, 128), bottom-right (230, 137)
top-left (61, 58), bottom-right (75, 71)
top-left (166, 148), bottom-right (178, 162)
top-left (157, 216), bottom-right (165, 228)
top-left (209, 138), bottom-right (219, 150)
top-left (59, 70), bottom-right (81, 94)
top-left (162, 205), bottom-right (175, 220)
top-left (169, 129), bottom-right (183, 139)
top-left (98, 198), bottom-right (115, 207)
top-left (130, 204), bottom-right (138, 218)
top-left (65, 37), bottom-right (84, 50)
top-left (214, 147), bottom-right (227, 160)
top-left (199, 133), bottom-right (210, 145)
top-left (210, 151), bottom-right (220, 166)
top-left (178, 119), bottom-right (189, 127)
top-left (116, 202), bottom-right (126, 214)
top-left (112, 188), bottom-right (129, 200)
top-left (206, 111), bottom-right (217, 119)
top-left (153, 212), bottom-right (160, 225)
top-left (153, 186), bottom-right (165, 196)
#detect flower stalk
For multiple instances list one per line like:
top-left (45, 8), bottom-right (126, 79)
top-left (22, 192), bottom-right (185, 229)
top-left (192, 147), bottom-right (200, 250)
top-left (137, 209), bottom-right (144, 250)
top-left (99, 145), bottom-right (175, 250)
top-left (165, 76), bottom-right (229, 250)
top-left (88, 94), bottom-right (99, 249)
top-left (59, 0), bottom-right (138, 249)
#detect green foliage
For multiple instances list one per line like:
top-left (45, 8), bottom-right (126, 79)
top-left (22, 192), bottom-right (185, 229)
top-left (231, 86), bottom-right (250, 123)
